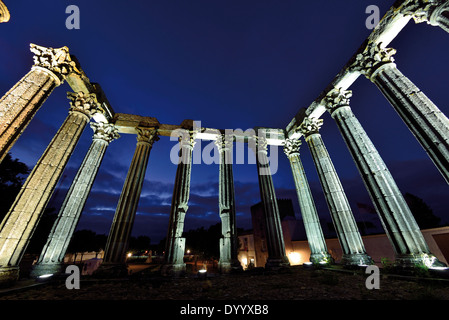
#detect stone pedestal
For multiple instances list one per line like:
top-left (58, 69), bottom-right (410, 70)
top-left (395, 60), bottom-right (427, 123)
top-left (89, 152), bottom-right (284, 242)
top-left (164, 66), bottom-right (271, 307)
top-left (97, 127), bottom-right (158, 276)
top-left (299, 117), bottom-right (372, 266)
top-left (30, 122), bottom-right (119, 278)
top-left (0, 44), bottom-right (77, 162)
top-left (351, 42), bottom-right (449, 184)
top-left (251, 136), bottom-right (290, 270)
top-left (216, 135), bottom-right (242, 273)
top-left (0, 91), bottom-right (96, 286)
top-left (162, 131), bottom-right (196, 277)
top-left (324, 88), bottom-right (446, 268)
top-left (283, 138), bottom-right (333, 265)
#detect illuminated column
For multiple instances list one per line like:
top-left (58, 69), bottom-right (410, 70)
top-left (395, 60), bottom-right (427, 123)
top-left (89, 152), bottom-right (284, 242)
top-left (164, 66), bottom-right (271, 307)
top-left (283, 138), bottom-right (333, 265)
top-left (0, 44), bottom-right (78, 163)
top-left (299, 117), bottom-right (372, 266)
top-left (402, 0), bottom-right (449, 34)
top-left (99, 127), bottom-right (158, 276)
top-left (324, 88), bottom-right (446, 268)
top-left (30, 122), bottom-right (120, 277)
top-left (250, 135), bottom-right (290, 270)
top-left (350, 42), bottom-right (449, 184)
top-left (0, 91), bottom-right (97, 286)
top-left (215, 134), bottom-right (242, 273)
top-left (0, 1), bottom-right (10, 23)
top-left (162, 130), bottom-right (196, 276)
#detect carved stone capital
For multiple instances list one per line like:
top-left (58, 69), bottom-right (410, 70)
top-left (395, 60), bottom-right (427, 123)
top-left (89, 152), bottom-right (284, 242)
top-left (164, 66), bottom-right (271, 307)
top-left (30, 44), bottom-right (79, 83)
top-left (215, 134), bottom-right (234, 152)
top-left (350, 42), bottom-right (396, 79)
top-left (90, 122), bottom-right (120, 143)
top-left (298, 117), bottom-right (324, 137)
top-left (0, 1), bottom-right (10, 23)
top-left (67, 91), bottom-right (99, 119)
top-left (136, 127), bottom-right (159, 145)
top-left (249, 135), bottom-right (268, 154)
top-left (179, 130), bottom-right (197, 149)
top-left (283, 138), bottom-right (302, 158)
top-left (322, 88), bottom-right (352, 115)
top-left (401, 0), bottom-right (442, 24)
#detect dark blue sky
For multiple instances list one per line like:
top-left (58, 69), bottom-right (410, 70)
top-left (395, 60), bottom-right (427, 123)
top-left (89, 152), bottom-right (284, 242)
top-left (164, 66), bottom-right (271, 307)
top-left (1, 0), bottom-right (448, 243)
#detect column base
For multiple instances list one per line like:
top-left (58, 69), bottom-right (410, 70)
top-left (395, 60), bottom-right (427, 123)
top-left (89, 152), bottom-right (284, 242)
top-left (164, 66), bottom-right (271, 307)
top-left (29, 263), bottom-right (63, 278)
top-left (341, 253), bottom-right (373, 266)
top-left (93, 263), bottom-right (129, 278)
top-left (161, 263), bottom-right (186, 277)
top-left (310, 252), bottom-right (334, 265)
top-left (265, 257), bottom-right (291, 271)
top-left (394, 253), bottom-right (447, 269)
top-left (0, 266), bottom-right (19, 288)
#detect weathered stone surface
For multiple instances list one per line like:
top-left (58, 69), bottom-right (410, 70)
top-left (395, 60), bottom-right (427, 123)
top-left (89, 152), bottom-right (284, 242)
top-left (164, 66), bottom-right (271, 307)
top-left (100, 127), bottom-right (158, 271)
top-left (215, 135), bottom-right (242, 273)
top-left (30, 123), bottom-right (119, 277)
top-left (163, 131), bottom-right (196, 276)
top-left (324, 88), bottom-right (446, 268)
top-left (250, 135), bottom-right (290, 270)
top-left (284, 138), bottom-right (333, 265)
top-left (299, 118), bottom-right (372, 266)
top-left (0, 95), bottom-right (94, 285)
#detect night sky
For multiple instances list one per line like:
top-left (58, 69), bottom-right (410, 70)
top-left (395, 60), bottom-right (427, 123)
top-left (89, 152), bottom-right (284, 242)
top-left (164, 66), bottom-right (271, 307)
top-left (1, 0), bottom-right (448, 244)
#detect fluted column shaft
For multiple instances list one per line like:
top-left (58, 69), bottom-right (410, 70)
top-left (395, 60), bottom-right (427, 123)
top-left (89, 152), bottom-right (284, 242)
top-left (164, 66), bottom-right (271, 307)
top-left (324, 88), bottom-right (446, 267)
top-left (163, 131), bottom-right (195, 276)
top-left (300, 118), bottom-right (372, 266)
top-left (31, 123), bottom-right (119, 277)
top-left (283, 138), bottom-right (332, 264)
top-left (0, 44), bottom-right (77, 163)
top-left (0, 92), bottom-right (96, 285)
top-left (101, 128), bottom-right (158, 269)
top-left (351, 42), bottom-right (449, 184)
top-left (251, 136), bottom-right (289, 269)
top-left (216, 135), bottom-right (242, 273)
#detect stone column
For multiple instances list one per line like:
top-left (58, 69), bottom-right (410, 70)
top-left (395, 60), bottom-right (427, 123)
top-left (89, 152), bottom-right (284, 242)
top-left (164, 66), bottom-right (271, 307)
top-left (215, 134), bottom-right (242, 273)
top-left (0, 91), bottom-right (97, 286)
top-left (250, 135), bottom-right (290, 270)
top-left (323, 88), bottom-right (446, 268)
top-left (0, 1), bottom-right (10, 23)
top-left (162, 130), bottom-right (196, 276)
top-left (0, 44), bottom-right (78, 163)
top-left (30, 122), bottom-right (120, 277)
top-left (350, 42), bottom-right (449, 184)
top-left (283, 138), bottom-right (333, 265)
top-left (98, 127), bottom-right (158, 276)
top-left (299, 117), bottom-right (372, 266)
top-left (402, 0), bottom-right (449, 34)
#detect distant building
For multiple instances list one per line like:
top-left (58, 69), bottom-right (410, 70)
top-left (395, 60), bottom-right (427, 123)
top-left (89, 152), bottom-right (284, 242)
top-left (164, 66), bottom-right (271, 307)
top-left (238, 199), bottom-right (449, 268)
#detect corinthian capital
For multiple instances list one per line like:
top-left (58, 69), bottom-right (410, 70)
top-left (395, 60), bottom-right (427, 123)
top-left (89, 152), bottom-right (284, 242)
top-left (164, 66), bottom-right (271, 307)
top-left (30, 44), bottom-right (80, 82)
top-left (179, 130), bottom-right (197, 149)
top-left (215, 134), bottom-right (234, 153)
top-left (0, 1), bottom-right (10, 23)
top-left (401, 0), bottom-right (442, 23)
top-left (350, 42), bottom-right (396, 79)
top-left (91, 122), bottom-right (120, 143)
top-left (136, 127), bottom-right (159, 145)
top-left (298, 117), bottom-right (324, 137)
top-left (283, 138), bottom-right (302, 158)
top-left (322, 88), bottom-right (352, 114)
top-left (67, 91), bottom-right (99, 119)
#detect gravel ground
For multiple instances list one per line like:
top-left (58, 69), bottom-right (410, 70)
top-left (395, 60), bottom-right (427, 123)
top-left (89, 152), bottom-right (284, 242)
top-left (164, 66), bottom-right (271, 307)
top-left (1, 265), bottom-right (449, 301)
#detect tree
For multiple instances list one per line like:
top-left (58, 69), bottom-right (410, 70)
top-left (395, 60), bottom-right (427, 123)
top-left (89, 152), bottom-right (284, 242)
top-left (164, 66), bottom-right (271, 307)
top-left (129, 235), bottom-right (151, 252)
top-left (0, 153), bottom-right (30, 222)
top-left (404, 193), bottom-right (441, 229)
